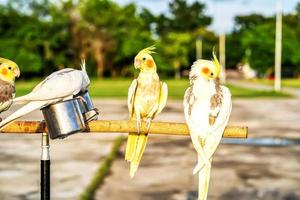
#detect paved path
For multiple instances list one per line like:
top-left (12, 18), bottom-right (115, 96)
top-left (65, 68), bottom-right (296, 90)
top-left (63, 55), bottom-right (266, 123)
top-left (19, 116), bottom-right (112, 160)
top-left (0, 100), bottom-right (127, 200)
top-left (95, 98), bottom-right (300, 200)
top-left (0, 97), bottom-right (299, 200)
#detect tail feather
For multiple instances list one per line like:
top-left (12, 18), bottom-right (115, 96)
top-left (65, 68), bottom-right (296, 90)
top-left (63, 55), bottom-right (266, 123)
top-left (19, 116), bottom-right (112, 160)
top-left (125, 132), bottom-right (148, 178)
top-left (0, 101), bottom-right (48, 128)
top-left (13, 94), bottom-right (35, 103)
top-left (198, 161), bottom-right (212, 200)
top-left (130, 162), bottom-right (139, 178)
top-left (125, 132), bottom-right (138, 161)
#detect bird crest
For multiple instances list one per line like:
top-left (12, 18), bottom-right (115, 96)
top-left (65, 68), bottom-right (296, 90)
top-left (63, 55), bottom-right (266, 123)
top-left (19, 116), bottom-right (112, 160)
top-left (80, 59), bottom-right (86, 71)
top-left (138, 45), bottom-right (156, 56)
top-left (211, 48), bottom-right (220, 68)
top-left (212, 48), bottom-right (221, 76)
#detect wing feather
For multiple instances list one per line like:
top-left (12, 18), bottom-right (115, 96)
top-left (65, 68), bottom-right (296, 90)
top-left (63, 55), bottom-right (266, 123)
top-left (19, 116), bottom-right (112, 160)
top-left (14, 69), bottom-right (83, 102)
top-left (127, 79), bottom-right (138, 119)
top-left (153, 81), bottom-right (168, 117)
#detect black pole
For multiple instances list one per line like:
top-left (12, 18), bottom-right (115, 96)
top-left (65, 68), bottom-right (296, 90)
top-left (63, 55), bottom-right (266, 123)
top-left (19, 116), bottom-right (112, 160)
top-left (41, 133), bottom-right (50, 200)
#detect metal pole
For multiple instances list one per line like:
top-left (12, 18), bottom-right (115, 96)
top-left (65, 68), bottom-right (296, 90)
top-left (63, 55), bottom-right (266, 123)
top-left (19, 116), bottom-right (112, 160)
top-left (41, 132), bottom-right (50, 200)
top-left (274, 0), bottom-right (282, 91)
top-left (219, 33), bottom-right (226, 83)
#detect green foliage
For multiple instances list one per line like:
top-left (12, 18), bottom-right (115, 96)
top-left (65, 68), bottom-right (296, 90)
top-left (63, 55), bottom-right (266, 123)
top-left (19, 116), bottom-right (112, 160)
top-left (227, 4), bottom-right (300, 77)
top-left (1, 0), bottom-right (300, 78)
top-left (0, 0), bottom-right (70, 76)
top-left (241, 23), bottom-right (300, 75)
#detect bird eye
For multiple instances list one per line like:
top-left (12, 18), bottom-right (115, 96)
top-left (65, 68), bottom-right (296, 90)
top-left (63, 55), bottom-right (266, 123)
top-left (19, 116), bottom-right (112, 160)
top-left (142, 57), bottom-right (146, 61)
top-left (210, 72), bottom-right (214, 76)
top-left (8, 66), bottom-right (12, 70)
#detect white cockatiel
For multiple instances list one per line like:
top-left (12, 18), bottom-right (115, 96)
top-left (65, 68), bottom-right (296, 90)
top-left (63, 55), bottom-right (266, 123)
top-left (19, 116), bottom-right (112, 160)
top-left (183, 53), bottom-right (232, 200)
top-left (0, 60), bottom-right (90, 128)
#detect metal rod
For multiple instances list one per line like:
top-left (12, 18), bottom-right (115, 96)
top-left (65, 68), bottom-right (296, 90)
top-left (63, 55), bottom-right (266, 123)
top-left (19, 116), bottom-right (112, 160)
top-left (41, 133), bottom-right (50, 200)
top-left (0, 120), bottom-right (248, 138)
top-left (219, 33), bottom-right (226, 84)
top-left (274, 0), bottom-right (282, 91)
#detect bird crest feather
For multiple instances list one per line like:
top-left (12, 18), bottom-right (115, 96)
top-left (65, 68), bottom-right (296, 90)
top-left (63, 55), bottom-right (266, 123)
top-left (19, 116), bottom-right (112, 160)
top-left (138, 45), bottom-right (156, 55)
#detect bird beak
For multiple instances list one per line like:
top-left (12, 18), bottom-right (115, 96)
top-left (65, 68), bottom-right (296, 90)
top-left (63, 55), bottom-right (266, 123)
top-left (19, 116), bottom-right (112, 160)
top-left (134, 59), bottom-right (141, 69)
top-left (13, 68), bottom-right (20, 77)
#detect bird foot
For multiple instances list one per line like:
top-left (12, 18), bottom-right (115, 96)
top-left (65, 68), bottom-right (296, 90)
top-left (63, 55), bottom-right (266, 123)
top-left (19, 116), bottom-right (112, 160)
top-left (136, 119), bottom-right (141, 134)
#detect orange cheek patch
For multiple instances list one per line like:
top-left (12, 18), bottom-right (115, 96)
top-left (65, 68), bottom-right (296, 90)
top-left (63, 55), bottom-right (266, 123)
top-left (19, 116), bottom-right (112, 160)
top-left (1, 68), bottom-right (8, 75)
top-left (202, 67), bottom-right (210, 75)
top-left (146, 59), bottom-right (154, 68)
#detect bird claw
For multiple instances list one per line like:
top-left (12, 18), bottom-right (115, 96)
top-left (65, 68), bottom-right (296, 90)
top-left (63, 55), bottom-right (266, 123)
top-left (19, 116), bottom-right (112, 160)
top-left (136, 119), bottom-right (141, 134)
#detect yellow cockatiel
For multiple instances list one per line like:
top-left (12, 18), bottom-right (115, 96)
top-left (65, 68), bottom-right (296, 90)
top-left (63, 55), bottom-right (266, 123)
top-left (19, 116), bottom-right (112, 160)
top-left (0, 57), bottom-right (20, 121)
top-left (125, 46), bottom-right (168, 177)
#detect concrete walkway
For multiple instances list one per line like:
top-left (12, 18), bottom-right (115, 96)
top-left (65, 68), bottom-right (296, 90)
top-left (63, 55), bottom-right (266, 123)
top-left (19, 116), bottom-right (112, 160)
top-left (0, 97), bottom-right (299, 200)
top-left (95, 98), bottom-right (300, 200)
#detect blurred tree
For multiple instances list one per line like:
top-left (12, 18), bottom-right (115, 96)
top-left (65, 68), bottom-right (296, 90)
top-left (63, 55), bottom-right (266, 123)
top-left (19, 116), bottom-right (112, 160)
top-left (234, 14), bottom-right (272, 30)
top-left (162, 32), bottom-right (191, 79)
top-left (241, 23), bottom-right (300, 75)
top-left (138, 0), bottom-right (214, 78)
top-left (154, 0), bottom-right (211, 35)
top-left (227, 5), bottom-right (300, 77)
top-left (0, 0), bottom-right (70, 77)
top-left (78, 0), bottom-right (153, 77)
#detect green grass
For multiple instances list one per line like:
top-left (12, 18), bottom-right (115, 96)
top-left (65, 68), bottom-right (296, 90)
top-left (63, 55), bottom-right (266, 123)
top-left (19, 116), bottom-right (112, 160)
top-left (228, 84), bottom-right (290, 98)
top-left (247, 78), bottom-right (300, 89)
top-left (80, 136), bottom-right (125, 200)
top-left (15, 78), bottom-right (289, 99)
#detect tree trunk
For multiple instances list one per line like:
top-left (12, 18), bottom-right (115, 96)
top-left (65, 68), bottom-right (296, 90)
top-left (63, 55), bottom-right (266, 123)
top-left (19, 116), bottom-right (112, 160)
top-left (92, 40), bottom-right (105, 77)
top-left (174, 61), bottom-right (181, 79)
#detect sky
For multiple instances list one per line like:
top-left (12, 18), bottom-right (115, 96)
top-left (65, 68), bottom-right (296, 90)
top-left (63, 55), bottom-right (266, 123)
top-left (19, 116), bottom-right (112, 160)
top-left (116, 0), bottom-right (300, 33)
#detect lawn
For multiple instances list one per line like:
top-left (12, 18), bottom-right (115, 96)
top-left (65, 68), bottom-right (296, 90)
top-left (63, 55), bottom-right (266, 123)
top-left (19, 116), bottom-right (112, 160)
top-left (15, 78), bottom-right (290, 99)
top-left (248, 79), bottom-right (300, 89)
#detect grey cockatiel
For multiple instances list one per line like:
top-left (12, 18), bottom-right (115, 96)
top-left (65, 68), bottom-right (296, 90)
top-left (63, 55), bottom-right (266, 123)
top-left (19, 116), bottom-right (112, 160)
top-left (0, 60), bottom-right (90, 128)
top-left (0, 57), bottom-right (20, 120)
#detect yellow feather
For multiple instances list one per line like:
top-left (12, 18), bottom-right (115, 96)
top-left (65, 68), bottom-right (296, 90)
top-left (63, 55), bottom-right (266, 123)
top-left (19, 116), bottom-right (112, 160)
top-left (212, 48), bottom-right (221, 77)
top-left (137, 45), bottom-right (156, 56)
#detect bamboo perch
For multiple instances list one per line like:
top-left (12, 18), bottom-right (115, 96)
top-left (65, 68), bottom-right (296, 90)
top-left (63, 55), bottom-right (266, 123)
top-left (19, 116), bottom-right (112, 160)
top-left (0, 120), bottom-right (247, 138)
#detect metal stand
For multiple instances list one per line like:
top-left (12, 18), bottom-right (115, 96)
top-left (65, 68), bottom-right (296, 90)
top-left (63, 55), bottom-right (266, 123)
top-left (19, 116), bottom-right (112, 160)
top-left (41, 133), bottom-right (50, 200)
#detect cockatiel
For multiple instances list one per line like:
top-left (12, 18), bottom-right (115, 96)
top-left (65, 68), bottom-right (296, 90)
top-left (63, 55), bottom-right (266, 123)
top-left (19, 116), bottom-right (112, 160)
top-left (0, 60), bottom-right (90, 128)
top-left (125, 46), bottom-right (168, 177)
top-left (183, 53), bottom-right (232, 200)
top-left (0, 57), bottom-right (20, 120)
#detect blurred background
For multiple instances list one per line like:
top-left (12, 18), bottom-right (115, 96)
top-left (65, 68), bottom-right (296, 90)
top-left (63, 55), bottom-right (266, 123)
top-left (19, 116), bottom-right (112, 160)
top-left (0, 0), bottom-right (299, 200)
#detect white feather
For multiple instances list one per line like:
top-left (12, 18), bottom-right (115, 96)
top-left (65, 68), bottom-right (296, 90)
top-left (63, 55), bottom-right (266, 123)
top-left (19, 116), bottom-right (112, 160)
top-left (192, 86), bottom-right (232, 174)
top-left (183, 60), bottom-right (232, 200)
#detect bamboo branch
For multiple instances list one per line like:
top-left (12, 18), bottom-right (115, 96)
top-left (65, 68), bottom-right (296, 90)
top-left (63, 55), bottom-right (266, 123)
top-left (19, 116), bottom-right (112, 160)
top-left (0, 120), bottom-right (247, 138)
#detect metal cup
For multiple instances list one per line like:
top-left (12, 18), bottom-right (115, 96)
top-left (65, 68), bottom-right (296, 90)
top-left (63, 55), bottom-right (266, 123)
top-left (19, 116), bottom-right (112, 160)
top-left (75, 91), bottom-right (99, 122)
top-left (42, 99), bottom-right (86, 139)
